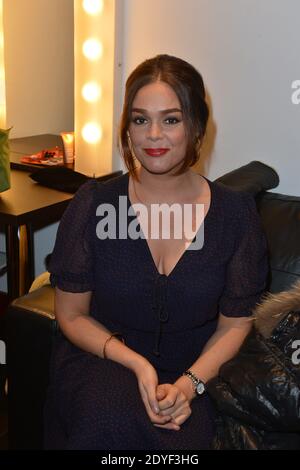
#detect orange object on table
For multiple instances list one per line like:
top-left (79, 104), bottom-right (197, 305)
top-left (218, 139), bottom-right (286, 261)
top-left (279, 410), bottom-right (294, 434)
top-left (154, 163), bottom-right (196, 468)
top-left (20, 147), bottom-right (64, 166)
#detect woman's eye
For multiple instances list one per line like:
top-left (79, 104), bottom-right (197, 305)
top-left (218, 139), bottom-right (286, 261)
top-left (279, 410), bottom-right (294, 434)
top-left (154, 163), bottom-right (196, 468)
top-left (165, 117), bottom-right (180, 124)
top-left (132, 117), bottom-right (147, 125)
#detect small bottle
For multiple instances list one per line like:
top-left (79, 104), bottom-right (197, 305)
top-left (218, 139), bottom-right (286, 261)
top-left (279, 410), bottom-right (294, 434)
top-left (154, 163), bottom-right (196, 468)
top-left (61, 132), bottom-right (75, 164)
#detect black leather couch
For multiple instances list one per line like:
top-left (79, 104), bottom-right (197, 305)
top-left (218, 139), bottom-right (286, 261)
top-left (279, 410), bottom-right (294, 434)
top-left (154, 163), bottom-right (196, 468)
top-left (6, 162), bottom-right (300, 449)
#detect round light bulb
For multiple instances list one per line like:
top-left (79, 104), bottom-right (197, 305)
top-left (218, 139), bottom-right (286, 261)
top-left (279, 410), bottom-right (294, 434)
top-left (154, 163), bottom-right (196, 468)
top-left (82, 123), bottom-right (103, 144)
top-left (82, 39), bottom-right (103, 61)
top-left (82, 82), bottom-right (102, 102)
top-left (82, 0), bottom-right (104, 15)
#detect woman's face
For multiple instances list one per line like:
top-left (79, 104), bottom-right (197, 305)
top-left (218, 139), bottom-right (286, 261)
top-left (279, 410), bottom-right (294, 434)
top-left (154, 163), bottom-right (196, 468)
top-left (128, 81), bottom-right (188, 175)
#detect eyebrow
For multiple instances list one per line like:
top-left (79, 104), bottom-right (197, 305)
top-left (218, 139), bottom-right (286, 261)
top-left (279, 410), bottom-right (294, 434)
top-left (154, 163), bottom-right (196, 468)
top-left (131, 107), bottom-right (182, 115)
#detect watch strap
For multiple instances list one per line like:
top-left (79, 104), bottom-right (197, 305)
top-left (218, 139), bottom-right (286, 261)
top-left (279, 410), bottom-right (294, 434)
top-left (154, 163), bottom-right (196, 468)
top-left (183, 369), bottom-right (206, 395)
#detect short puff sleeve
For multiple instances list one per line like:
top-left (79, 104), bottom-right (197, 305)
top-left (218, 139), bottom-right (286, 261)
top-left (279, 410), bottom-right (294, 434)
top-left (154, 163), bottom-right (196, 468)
top-left (49, 180), bottom-right (97, 292)
top-left (219, 192), bottom-right (269, 317)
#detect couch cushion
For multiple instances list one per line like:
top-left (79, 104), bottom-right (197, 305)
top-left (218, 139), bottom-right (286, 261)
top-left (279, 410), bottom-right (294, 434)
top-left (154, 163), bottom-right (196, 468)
top-left (257, 192), bottom-right (300, 293)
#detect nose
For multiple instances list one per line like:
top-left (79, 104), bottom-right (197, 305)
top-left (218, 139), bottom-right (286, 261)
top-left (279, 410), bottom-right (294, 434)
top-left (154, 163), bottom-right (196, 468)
top-left (147, 121), bottom-right (163, 141)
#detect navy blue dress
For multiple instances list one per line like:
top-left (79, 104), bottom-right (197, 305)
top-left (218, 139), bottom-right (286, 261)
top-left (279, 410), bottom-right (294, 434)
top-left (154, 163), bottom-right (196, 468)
top-left (44, 173), bottom-right (268, 450)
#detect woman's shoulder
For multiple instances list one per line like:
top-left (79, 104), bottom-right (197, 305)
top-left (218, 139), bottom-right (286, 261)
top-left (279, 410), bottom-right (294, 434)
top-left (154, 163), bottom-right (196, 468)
top-left (210, 178), bottom-right (256, 214)
top-left (73, 172), bottom-right (128, 204)
top-left (60, 173), bottom-right (128, 224)
top-left (99, 172), bottom-right (129, 194)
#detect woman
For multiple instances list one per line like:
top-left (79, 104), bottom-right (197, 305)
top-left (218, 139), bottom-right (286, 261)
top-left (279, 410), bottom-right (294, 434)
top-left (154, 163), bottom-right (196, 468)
top-left (44, 54), bottom-right (268, 450)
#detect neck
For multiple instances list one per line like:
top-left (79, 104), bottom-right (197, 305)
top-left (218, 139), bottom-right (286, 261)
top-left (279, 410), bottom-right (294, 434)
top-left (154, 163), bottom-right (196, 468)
top-left (134, 167), bottom-right (195, 203)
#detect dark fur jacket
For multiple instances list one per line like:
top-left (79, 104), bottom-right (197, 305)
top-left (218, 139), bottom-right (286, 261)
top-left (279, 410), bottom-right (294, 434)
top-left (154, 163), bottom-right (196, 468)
top-left (207, 281), bottom-right (300, 450)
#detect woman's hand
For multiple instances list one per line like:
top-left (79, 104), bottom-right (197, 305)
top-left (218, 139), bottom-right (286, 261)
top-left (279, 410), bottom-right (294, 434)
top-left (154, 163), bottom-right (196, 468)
top-left (155, 376), bottom-right (194, 430)
top-left (134, 359), bottom-right (175, 428)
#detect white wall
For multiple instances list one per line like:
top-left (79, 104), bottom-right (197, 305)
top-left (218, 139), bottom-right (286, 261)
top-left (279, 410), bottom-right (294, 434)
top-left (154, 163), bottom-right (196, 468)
top-left (121, 0), bottom-right (300, 196)
top-left (0, 0), bottom-right (74, 292)
top-left (3, 0), bottom-right (74, 137)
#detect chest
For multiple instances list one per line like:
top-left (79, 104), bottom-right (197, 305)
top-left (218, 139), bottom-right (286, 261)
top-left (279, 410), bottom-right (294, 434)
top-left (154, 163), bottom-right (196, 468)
top-left (144, 206), bottom-right (209, 276)
top-left (129, 186), bottom-right (211, 277)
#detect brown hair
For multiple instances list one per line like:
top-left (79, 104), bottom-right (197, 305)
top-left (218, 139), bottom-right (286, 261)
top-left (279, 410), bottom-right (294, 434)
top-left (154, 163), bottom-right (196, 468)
top-left (119, 54), bottom-right (209, 178)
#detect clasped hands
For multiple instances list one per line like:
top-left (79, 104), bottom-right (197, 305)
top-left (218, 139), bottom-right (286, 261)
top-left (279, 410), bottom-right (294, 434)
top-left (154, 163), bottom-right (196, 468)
top-left (136, 360), bottom-right (194, 431)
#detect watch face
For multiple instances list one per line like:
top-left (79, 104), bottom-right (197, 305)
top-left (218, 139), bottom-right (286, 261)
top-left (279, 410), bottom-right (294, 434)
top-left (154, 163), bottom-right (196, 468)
top-left (196, 382), bottom-right (205, 395)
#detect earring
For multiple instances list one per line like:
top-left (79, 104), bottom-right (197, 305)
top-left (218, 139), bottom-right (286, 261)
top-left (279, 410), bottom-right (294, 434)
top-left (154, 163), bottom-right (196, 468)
top-left (126, 132), bottom-right (138, 163)
top-left (127, 131), bottom-right (134, 155)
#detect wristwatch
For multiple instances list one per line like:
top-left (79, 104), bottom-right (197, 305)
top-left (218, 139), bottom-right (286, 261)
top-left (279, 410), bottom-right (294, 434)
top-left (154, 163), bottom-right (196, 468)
top-left (183, 369), bottom-right (206, 396)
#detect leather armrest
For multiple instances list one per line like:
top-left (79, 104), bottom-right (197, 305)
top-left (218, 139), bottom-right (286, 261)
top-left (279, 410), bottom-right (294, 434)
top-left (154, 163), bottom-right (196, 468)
top-left (215, 161), bottom-right (279, 195)
top-left (7, 285), bottom-right (56, 449)
top-left (10, 285), bottom-right (55, 321)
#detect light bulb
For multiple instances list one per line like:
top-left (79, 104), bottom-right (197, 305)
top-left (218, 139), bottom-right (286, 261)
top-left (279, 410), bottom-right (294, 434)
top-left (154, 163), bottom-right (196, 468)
top-left (82, 123), bottom-right (103, 144)
top-left (82, 39), bottom-right (103, 61)
top-left (82, 82), bottom-right (102, 102)
top-left (82, 0), bottom-right (104, 16)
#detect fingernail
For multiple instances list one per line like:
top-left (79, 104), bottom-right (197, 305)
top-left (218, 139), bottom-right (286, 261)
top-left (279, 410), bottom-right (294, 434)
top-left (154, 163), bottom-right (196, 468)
top-left (154, 406), bottom-right (159, 414)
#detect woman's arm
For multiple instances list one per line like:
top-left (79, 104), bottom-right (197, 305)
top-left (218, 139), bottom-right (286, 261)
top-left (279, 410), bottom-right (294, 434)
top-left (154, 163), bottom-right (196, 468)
top-left (55, 287), bottom-right (137, 366)
top-left (55, 287), bottom-right (175, 428)
top-left (175, 313), bottom-right (253, 399)
top-left (156, 314), bottom-right (252, 429)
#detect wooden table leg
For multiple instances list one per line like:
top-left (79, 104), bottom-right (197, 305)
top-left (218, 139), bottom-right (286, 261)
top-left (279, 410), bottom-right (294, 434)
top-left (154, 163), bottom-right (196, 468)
top-left (5, 224), bottom-right (34, 300)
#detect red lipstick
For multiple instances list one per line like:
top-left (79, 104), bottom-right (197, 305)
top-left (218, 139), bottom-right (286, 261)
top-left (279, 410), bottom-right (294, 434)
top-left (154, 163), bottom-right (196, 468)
top-left (144, 148), bottom-right (170, 157)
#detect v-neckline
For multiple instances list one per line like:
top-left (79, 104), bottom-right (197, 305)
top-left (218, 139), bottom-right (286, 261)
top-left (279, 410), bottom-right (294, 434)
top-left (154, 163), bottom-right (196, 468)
top-left (125, 172), bottom-right (215, 279)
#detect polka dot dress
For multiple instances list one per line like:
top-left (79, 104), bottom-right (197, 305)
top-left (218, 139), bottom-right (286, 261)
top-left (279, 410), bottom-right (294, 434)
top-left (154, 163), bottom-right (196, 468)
top-left (44, 173), bottom-right (268, 450)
